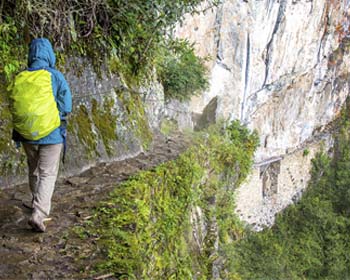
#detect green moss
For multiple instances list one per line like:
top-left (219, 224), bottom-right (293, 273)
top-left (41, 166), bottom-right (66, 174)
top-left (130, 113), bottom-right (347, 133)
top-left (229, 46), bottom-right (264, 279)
top-left (68, 92), bottom-right (151, 159)
top-left (69, 104), bottom-right (98, 158)
top-left (91, 98), bottom-right (118, 156)
top-left (68, 97), bottom-right (118, 158)
top-left (117, 89), bottom-right (152, 149)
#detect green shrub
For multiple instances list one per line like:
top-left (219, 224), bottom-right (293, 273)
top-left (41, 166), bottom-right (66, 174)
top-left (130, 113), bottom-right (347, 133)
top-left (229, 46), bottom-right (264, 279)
top-left (157, 39), bottom-right (209, 101)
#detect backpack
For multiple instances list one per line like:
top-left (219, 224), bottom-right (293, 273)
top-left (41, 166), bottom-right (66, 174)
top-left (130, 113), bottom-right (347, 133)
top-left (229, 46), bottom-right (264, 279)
top-left (9, 69), bottom-right (60, 140)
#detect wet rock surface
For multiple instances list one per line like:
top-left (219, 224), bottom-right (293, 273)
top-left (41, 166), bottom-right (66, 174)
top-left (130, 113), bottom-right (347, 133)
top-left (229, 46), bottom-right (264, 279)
top-left (0, 133), bottom-right (189, 279)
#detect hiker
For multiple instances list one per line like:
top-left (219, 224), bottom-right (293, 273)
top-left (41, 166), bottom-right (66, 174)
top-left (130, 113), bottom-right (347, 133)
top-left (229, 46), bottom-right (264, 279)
top-left (10, 38), bottom-right (72, 232)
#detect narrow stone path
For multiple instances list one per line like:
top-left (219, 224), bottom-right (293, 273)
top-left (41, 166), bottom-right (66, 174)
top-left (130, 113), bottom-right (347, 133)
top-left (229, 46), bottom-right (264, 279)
top-left (0, 133), bottom-right (189, 279)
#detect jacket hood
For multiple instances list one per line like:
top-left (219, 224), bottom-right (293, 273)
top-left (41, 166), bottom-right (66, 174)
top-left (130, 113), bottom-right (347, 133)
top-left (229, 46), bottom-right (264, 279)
top-left (28, 38), bottom-right (56, 68)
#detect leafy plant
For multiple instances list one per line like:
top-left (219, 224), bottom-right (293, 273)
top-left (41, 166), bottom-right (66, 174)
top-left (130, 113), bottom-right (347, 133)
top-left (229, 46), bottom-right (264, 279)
top-left (157, 39), bottom-right (209, 101)
top-left (0, 18), bottom-right (26, 81)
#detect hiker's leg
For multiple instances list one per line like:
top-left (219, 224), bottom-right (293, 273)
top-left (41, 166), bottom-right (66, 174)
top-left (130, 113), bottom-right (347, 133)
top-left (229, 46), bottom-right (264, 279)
top-left (22, 143), bottom-right (40, 202)
top-left (33, 144), bottom-right (62, 216)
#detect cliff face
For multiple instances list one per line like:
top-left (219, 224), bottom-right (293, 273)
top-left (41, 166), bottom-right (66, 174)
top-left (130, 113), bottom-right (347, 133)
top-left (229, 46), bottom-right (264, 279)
top-left (176, 0), bottom-right (350, 228)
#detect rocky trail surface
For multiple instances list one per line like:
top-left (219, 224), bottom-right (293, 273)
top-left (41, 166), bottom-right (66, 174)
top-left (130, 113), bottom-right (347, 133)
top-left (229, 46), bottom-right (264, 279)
top-left (0, 133), bottom-right (189, 279)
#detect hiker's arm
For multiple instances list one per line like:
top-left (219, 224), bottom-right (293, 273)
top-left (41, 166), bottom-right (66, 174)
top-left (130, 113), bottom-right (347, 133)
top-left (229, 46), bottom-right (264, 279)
top-left (56, 72), bottom-right (72, 118)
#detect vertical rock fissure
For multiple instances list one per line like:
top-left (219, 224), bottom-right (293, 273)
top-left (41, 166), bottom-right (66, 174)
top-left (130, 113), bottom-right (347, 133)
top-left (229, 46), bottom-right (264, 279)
top-left (214, 2), bottom-right (224, 62)
top-left (309, 0), bottom-right (314, 15)
top-left (262, 0), bottom-right (287, 88)
top-left (316, 3), bottom-right (330, 65)
top-left (241, 33), bottom-right (250, 122)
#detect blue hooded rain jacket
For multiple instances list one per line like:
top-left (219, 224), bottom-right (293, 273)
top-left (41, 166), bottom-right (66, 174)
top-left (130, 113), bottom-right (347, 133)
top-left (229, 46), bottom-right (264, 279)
top-left (13, 38), bottom-right (72, 144)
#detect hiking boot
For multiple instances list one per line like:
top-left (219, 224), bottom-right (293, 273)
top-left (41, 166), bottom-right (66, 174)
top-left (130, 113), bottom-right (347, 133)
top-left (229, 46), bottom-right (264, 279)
top-left (28, 209), bottom-right (46, 232)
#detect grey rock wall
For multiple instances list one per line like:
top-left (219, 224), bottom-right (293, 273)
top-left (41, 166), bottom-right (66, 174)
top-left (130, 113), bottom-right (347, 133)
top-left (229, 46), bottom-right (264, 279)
top-left (59, 60), bottom-right (142, 177)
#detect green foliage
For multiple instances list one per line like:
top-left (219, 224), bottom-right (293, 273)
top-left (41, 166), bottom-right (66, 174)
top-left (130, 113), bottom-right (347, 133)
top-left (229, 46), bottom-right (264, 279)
top-left (303, 148), bottom-right (310, 157)
top-left (0, 17), bottom-right (26, 170)
top-left (225, 120), bottom-right (260, 183)
top-left (94, 153), bottom-right (203, 279)
top-left (193, 120), bottom-right (258, 278)
top-left (1, 0), bottom-right (219, 83)
top-left (0, 80), bottom-right (27, 177)
top-left (232, 104), bottom-right (350, 279)
top-left (0, 18), bottom-right (26, 81)
top-left (78, 120), bottom-right (258, 279)
top-left (156, 39), bottom-right (209, 101)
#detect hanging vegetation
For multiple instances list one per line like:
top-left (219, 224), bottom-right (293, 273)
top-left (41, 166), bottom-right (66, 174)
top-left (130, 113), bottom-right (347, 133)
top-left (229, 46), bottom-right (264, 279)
top-left (0, 0), bottom-right (218, 82)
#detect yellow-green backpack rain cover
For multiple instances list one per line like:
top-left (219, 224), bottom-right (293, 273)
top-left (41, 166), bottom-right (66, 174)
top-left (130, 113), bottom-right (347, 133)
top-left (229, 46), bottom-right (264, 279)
top-left (10, 69), bottom-right (60, 140)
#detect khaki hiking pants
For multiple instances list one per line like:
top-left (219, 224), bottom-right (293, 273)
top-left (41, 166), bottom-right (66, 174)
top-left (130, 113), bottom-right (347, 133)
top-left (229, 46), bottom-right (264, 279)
top-left (23, 143), bottom-right (62, 217)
